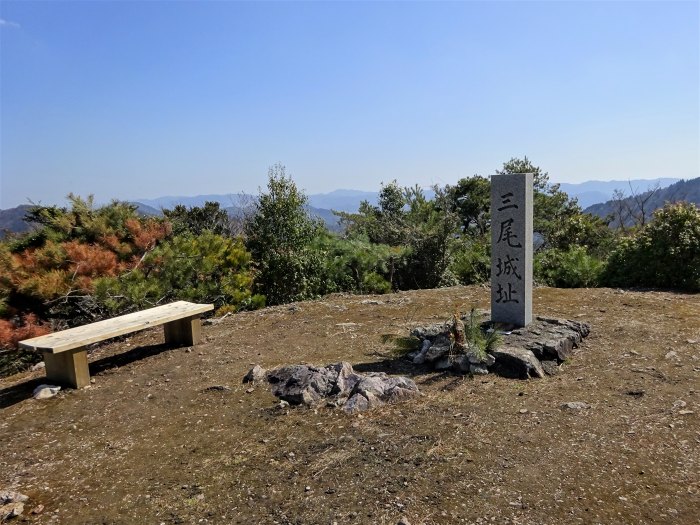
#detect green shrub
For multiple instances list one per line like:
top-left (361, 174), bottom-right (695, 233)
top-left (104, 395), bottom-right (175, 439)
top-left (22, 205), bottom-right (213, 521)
top-left (450, 239), bottom-right (490, 285)
top-left (94, 232), bottom-right (263, 314)
top-left (313, 234), bottom-right (398, 295)
top-left (603, 202), bottom-right (700, 291)
top-left (362, 272), bottom-right (392, 294)
top-left (163, 201), bottom-right (232, 237)
top-left (535, 246), bottom-right (604, 288)
top-left (244, 164), bottom-right (324, 304)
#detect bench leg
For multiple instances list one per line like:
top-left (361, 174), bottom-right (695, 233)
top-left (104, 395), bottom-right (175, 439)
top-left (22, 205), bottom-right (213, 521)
top-left (43, 348), bottom-right (90, 389)
top-left (164, 315), bottom-right (202, 346)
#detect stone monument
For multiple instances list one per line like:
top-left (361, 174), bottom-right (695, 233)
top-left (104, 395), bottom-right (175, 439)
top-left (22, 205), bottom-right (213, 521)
top-left (490, 173), bottom-right (533, 327)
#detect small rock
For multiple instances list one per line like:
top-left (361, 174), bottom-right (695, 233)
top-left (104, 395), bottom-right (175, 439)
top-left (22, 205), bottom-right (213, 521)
top-left (424, 342), bottom-right (451, 363)
top-left (469, 364), bottom-right (489, 375)
top-left (360, 299), bottom-right (382, 305)
top-left (0, 491), bottom-right (28, 504)
top-left (304, 485), bottom-right (311, 492)
top-left (561, 401), bottom-right (590, 410)
top-left (540, 360), bottom-right (560, 376)
top-left (625, 389), bottom-right (645, 398)
top-left (30, 504), bottom-right (44, 515)
top-left (466, 350), bottom-right (496, 366)
top-left (397, 517), bottom-right (411, 525)
top-left (450, 355), bottom-right (469, 373)
top-left (243, 365), bottom-right (267, 384)
top-left (335, 322), bottom-right (359, 328)
top-left (202, 385), bottom-right (231, 392)
top-left (519, 408), bottom-right (528, 414)
top-left (673, 400), bottom-right (687, 409)
top-left (32, 385), bottom-right (61, 400)
top-left (687, 339), bottom-right (698, 345)
top-left (665, 350), bottom-right (679, 359)
top-left (0, 502), bottom-right (24, 520)
top-left (30, 362), bottom-right (45, 372)
top-left (245, 388), bottom-right (254, 394)
top-left (678, 409), bottom-right (694, 415)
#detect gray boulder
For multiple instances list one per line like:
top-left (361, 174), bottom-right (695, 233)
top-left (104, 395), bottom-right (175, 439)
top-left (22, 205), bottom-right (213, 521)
top-left (0, 491), bottom-right (28, 504)
top-left (466, 350), bottom-right (495, 366)
top-left (242, 365), bottom-right (268, 383)
top-left (0, 502), bottom-right (24, 520)
top-left (410, 323), bottom-right (449, 340)
top-left (267, 364), bottom-right (338, 406)
top-left (424, 340), bottom-right (451, 363)
top-left (344, 374), bottom-right (419, 414)
top-left (412, 339), bottom-right (433, 364)
top-left (265, 362), bottom-right (418, 413)
top-left (491, 346), bottom-right (545, 379)
top-left (0, 490), bottom-right (28, 521)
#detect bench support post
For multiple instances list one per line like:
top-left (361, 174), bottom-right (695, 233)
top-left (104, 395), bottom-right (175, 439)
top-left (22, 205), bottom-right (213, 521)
top-left (43, 347), bottom-right (90, 389)
top-left (164, 315), bottom-right (202, 346)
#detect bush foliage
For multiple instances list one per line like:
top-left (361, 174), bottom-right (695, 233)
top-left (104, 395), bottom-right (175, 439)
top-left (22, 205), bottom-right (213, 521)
top-left (602, 202), bottom-right (700, 291)
top-left (0, 196), bottom-right (260, 357)
top-left (2, 161), bottom-right (698, 377)
top-left (535, 247), bottom-right (604, 288)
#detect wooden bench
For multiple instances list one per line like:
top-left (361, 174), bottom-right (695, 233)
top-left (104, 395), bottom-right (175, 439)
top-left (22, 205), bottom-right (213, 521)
top-left (19, 301), bottom-right (214, 389)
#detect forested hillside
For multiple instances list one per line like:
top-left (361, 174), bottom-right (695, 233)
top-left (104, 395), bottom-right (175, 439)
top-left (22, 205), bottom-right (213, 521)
top-left (585, 177), bottom-right (700, 227)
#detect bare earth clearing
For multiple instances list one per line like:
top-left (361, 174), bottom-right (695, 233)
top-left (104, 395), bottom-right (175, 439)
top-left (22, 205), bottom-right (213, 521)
top-left (1, 286), bottom-right (699, 525)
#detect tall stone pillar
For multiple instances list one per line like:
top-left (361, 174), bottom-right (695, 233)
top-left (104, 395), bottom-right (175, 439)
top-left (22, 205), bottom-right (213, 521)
top-left (490, 173), bottom-right (533, 327)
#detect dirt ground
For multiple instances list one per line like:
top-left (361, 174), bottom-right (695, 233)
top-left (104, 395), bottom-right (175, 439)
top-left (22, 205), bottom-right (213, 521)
top-left (1, 286), bottom-right (699, 525)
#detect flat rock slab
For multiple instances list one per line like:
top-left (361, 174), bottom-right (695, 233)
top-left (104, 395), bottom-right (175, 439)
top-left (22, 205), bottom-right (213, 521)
top-left (409, 315), bottom-right (590, 378)
top-left (247, 362), bottom-right (419, 414)
top-left (491, 346), bottom-right (545, 379)
top-left (504, 317), bottom-right (590, 362)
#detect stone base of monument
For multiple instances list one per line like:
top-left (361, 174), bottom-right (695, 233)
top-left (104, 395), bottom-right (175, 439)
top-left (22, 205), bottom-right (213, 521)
top-left (407, 315), bottom-right (590, 379)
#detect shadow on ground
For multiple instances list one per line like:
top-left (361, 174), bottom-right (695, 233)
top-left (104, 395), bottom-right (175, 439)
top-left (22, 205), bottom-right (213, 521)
top-left (0, 342), bottom-right (179, 409)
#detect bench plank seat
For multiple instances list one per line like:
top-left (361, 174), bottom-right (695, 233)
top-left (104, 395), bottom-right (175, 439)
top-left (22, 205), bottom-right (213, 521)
top-left (19, 301), bottom-right (214, 388)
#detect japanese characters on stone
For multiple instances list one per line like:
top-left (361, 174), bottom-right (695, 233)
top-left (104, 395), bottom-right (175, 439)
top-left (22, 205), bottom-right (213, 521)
top-left (491, 174), bottom-right (533, 326)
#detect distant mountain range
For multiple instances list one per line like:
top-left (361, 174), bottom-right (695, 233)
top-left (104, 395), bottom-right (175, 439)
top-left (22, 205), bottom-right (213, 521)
top-left (1, 177), bottom-right (694, 238)
top-left (0, 205), bottom-right (36, 238)
top-left (558, 178), bottom-right (681, 208)
top-left (135, 189), bottom-right (383, 214)
top-left (135, 178), bottom-right (681, 214)
top-left (584, 178), bottom-right (700, 226)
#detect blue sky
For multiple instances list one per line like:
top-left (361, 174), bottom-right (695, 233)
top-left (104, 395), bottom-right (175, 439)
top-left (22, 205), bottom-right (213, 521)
top-left (1, 1), bottom-right (698, 208)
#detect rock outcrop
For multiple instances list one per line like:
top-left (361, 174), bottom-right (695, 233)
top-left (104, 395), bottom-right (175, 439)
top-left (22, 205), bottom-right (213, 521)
top-left (245, 362), bottom-right (419, 414)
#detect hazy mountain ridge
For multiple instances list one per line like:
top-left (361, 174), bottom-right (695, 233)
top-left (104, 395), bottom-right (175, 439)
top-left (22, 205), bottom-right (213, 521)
top-left (0, 205), bottom-right (36, 238)
top-left (558, 178), bottom-right (681, 208)
top-left (0, 178), bottom-right (690, 237)
top-left (132, 178), bottom-right (681, 214)
top-left (584, 178), bottom-right (700, 225)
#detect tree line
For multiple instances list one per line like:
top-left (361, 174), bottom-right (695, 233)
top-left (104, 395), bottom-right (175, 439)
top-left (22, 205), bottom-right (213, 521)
top-left (1, 158), bottom-right (698, 375)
